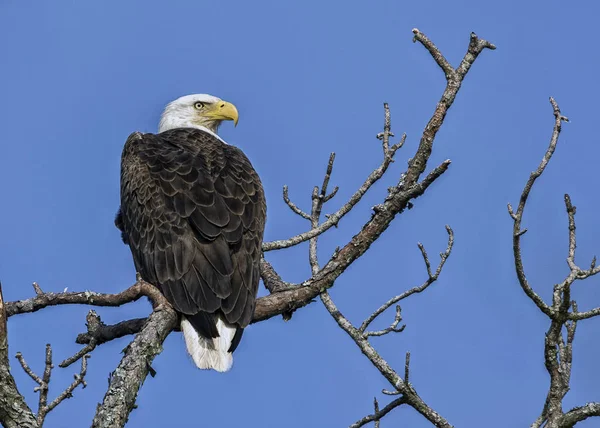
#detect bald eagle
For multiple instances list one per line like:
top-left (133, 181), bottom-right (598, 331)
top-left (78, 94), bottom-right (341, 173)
top-left (115, 94), bottom-right (266, 372)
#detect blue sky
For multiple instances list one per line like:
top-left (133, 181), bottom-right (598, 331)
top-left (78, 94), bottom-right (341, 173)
top-left (1, 1), bottom-right (599, 427)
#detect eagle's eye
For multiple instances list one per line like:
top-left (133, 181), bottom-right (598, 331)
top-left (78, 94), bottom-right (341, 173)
top-left (194, 102), bottom-right (205, 110)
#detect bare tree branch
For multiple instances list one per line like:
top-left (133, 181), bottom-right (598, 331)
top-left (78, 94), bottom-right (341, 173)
top-left (349, 396), bottom-right (408, 428)
top-left (46, 355), bottom-right (89, 415)
top-left (70, 313), bottom-right (147, 359)
top-left (59, 310), bottom-right (124, 369)
top-left (14, 352), bottom-right (43, 386)
top-left (562, 403), bottom-right (600, 427)
top-left (253, 158), bottom-right (452, 322)
top-left (6, 280), bottom-right (166, 318)
top-left (321, 291), bottom-right (451, 428)
top-left (509, 98), bottom-right (600, 428)
top-left (15, 344), bottom-right (90, 427)
top-left (363, 305), bottom-right (405, 338)
top-left (262, 128), bottom-right (405, 252)
top-left (360, 226), bottom-right (454, 333)
top-left (0, 283), bottom-right (38, 428)
top-left (260, 258), bottom-right (296, 295)
top-left (283, 185), bottom-right (311, 220)
top-left (507, 98), bottom-right (568, 318)
top-left (402, 29), bottom-right (495, 192)
top-left (91, 304), bottom-right (178, 428)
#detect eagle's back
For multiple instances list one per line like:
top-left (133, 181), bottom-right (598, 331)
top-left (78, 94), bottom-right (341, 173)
top-left (117, 128), bottom-right (266, 348)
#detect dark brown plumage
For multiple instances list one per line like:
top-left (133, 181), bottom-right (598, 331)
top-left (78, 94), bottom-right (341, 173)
top-left (115, 128), bottom-right (266, 356)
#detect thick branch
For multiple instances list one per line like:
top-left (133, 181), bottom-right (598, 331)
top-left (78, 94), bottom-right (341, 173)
top-left (0, 284), bottom-right (38, 428)
top-left (91, 305), bottom-right (178, 428)
top-left (75, 315), bottom-right (147, 347)
top-left (253, 160), bottom-right (450, 322)
top-left (260, 258), bottom-right (295, 293)
top-left (562, 403), bottom-right (600, 427)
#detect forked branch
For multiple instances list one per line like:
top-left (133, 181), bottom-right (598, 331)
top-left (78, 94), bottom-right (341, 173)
top-left (15, 345), bottom-right (89, 427)
top-left (509, 98), bottom-right (600, 428)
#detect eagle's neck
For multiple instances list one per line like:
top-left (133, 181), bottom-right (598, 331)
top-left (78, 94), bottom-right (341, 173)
top-left (158, 117), bottom-right (226, 144)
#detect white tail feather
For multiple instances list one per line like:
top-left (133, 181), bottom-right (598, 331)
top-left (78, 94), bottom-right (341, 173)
top-left (181, 316), bottom-right (236, 372)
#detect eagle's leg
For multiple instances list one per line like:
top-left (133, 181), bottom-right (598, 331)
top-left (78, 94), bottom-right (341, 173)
top-left (134, 272), bottom-right (172, 313)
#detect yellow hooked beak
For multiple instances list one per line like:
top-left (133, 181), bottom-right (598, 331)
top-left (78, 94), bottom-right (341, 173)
top-left (204, 100), bottom-right (239, 127)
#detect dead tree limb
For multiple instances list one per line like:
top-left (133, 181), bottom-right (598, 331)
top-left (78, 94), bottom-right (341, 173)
top-left (0, 283), bottom-right (38, 428)
top-left (274, 27), bottom-right (493, 427)
top-left (509, 98), bottom-right (600, 428)
top-left (15, 345), bottom-right (89, 427)
top-left (91, 304), bottom-right (178, 428)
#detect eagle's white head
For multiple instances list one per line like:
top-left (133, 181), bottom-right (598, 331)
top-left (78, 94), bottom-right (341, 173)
top-left (158, 94), bottom-right (239, 135)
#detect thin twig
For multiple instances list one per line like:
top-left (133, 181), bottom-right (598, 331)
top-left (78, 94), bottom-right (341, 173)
top-left (60, 342), bottom-right (96, 369)
top-left (364, 306), bottom-right (405, 337)
top-left (254, 29), bottom-right (489, 328)
top-left (15, 344), bottom-right (90, 426)
top-left (45, 354), bottom-right (89, 415)
top-left (322, 291), bottom-right (451, 428)
top-left (283, 185), bottom-right (311, 220)
top-left (32, 282), bottom-right (43, 296)
top-left (60, 310), bottom-right (103, 368)
top-left (263, 135), bottom-right (402, 252)
top-left (38, 345), bottom-right (52, 422)
top-left (360, 226), bottom-right (453, 333)
top-left (15, 352), bottom-right (43, 386)
top-left (349, 397), bottom-right (408, 428)
top-left (374, 397), bottom-right (380, 428)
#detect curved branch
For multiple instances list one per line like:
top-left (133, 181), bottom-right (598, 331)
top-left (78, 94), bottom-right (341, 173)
top-left (508, 97), bottom-right (568, 318)
top-left (350, 396), bottom-right (408, 428)
top-left (562, 403), bottom-right (600, 427)
top-left (360, 225), bottom-right (453, 332)
top-left (6, 280), bottom-right (165, 318)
